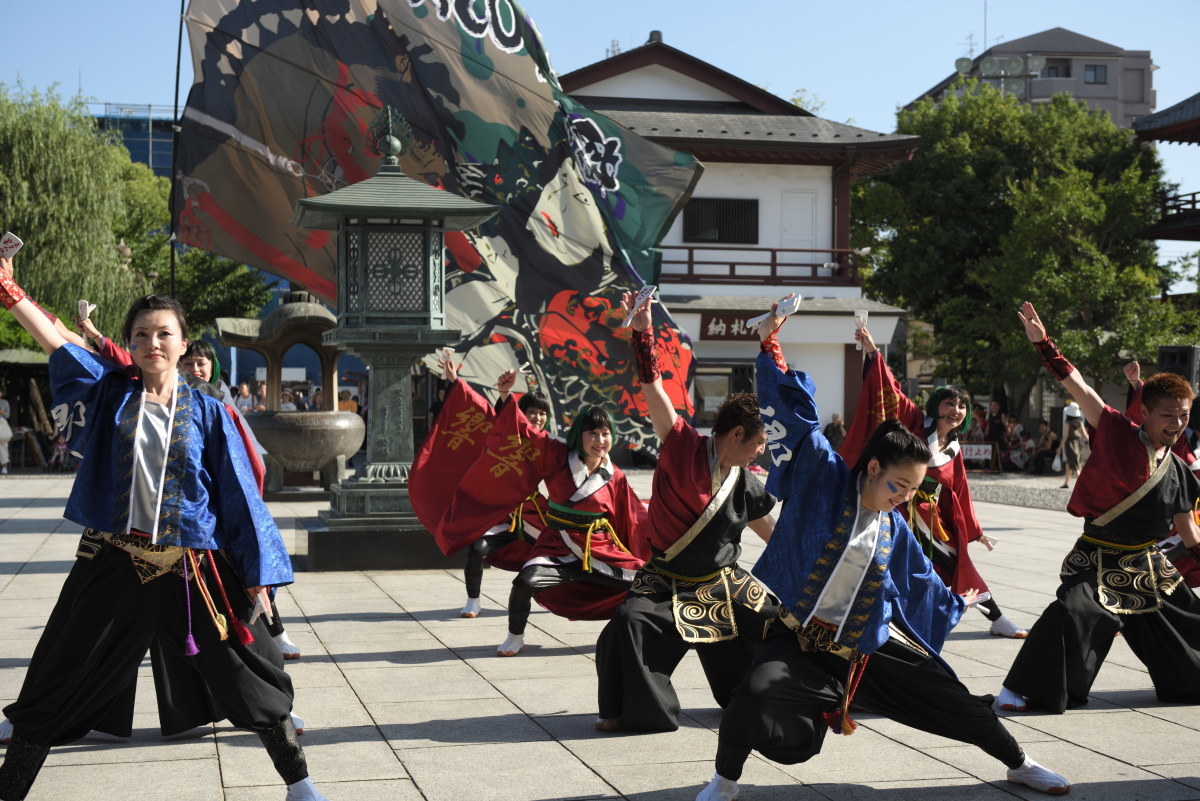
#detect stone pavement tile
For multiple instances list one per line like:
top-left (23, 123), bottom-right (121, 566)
top-left (861, 714), bottom-right (1057, 750)
top-left (286, 580), bottom-right (392, 602)
top-left (345, 663), bottom-right (502, 704)
top-left (307, 618), bottom-right (428, 644)
top-left (27, 757), bottom-right (224, 801)
top-left (290, 682), bottom-right (377, 728)
top-left (537, 714), bottom-right (716, 766)
top-left (772, 726), bottom-right (970, 784)
top-left (374, 697), bottom-right (552, 749)
top-left (1143, 764), bottom-right (1200, 792)
top-left (930, 739), bottom-right (1199, 801)
top-left (0, 596), bottom-right (60, 618)
top-left (1012, 709), bottom-right (1200, 766)
top-left (492, 675), bottom-right (598, 717)
top-left (1097, 695), bottom-right (1200, 731)
top-left (426, 620), bottom-right (562, 650)
top-left (460, 646), bottom-right (599, 681)
top-left (806, 777), bottom-right (1021, 800)
top-left (216, 725), bottom-right (406, 787)
top-left (593, 757), bottom-right (817, 801)
top-left (282, 658), bottom-right (348, 690)
top-left (0, 666), bottom-right (29, 697)
top-left (35, 728), bottom-right (217, 766)
top-left (396, 740), bottom-right (619, 801)
top-left (0, 617), bottom-right (46, 643)
top-left (327, 634), bottom-right (466, 670)
top-left (0, 572), bottom-right (74, 599)
top-left (291, 598), bottom-right (406, 619)
top-left (224, 778), bottom-right (424, 801)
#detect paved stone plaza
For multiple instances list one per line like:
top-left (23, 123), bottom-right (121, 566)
top-left (2, 473), bottom-right (1200, 800)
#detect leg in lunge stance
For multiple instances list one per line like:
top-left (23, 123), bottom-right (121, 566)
top-left (462, 545), bottom-right (485, 618)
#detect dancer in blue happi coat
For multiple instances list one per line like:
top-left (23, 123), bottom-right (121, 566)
top-left (0, 253), bottom-right (329, 801)
top-left (696, 299), bottom-right (1070, 800)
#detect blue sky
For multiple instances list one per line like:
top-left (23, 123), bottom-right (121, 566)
top-left (4, 0), bottom-right (1198, 280)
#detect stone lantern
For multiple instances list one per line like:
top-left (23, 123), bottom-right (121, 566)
top-left (291, 108), bottom-right (499, 569)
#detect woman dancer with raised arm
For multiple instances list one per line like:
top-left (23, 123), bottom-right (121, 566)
top-left (840, 326), bottom-right (1027, 638)
top-left (434, 375), bottom-right (649, 657)
top-left (695, 304), bottom-right (1070, 801)
top-left (410, 356), bottom-right (552, 647)
top-left (0, 255), bottom-right (329, 801)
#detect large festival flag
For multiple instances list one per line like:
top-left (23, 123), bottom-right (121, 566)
top-left (175, 0), bottom-right (701, 452)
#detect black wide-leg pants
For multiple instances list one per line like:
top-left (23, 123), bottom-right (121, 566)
top-left (1004, 573), bottom-right (1200, 713)
top-left (714, 629), bottom-right (1023, 780)
top-left (3, 540), bottom-right (294, 747)
top-left (595, 593), bottom-right (762, 732)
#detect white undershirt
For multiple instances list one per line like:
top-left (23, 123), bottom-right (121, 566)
top-left (809, 479), bottom-right (882, 637)
top-left (129, 400), bottom-right (171, 534)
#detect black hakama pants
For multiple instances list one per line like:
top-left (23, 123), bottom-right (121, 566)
top-left (714, 628), bottom-right (1023, 780)
top-left (1004, 573), bottom-right (1200, 713)
top-left (3, 539), bottom-right (294, 747)
top-left (594, 593), bottom-right (763, 732)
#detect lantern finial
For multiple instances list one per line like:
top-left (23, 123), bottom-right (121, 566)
top-left (368, 106), bottom-right (414, 165)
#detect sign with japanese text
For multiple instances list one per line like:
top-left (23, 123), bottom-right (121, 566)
top-left (700, 313), bottom-right (759, 341)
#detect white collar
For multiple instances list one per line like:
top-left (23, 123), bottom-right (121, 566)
top-left (924, 416), bottom-right (958, 467)
top-left (568, 450), bottom-right (613, 502)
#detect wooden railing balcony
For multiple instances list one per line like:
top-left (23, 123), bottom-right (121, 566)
top-left (659, 245), bottom-right (863, 286)
top-left (1164, 190), bottom-right (1200, 215)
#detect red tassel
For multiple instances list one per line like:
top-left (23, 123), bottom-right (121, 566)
top-left (232, 619), bottom-right (255, 646)
top-left (821, 709), bottom-right (858, 735)
top-left (184, 634), bottom-right (200, 656)
top-left (206, 550), bottom-right (254, 647)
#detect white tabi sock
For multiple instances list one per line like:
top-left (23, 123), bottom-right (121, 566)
top-left (274, 631), bottom-right (301, 659)
top-left (696, 773), bottom-right (740, 801)
top-left (997, 686), bottom-right (1028, 712)
top-left (460, 597), bottom-right (482, 618)
top-left (284, 777), bottom-right (331, 801)
top-left (497, 632), bottom-right (524, 656)
top-left (1007, 756), bottom-right (1071, 795)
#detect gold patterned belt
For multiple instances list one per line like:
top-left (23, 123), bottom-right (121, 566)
top-left (543, 510), bottom-right (630, 571)
top-left (1079, 533), bottom-right (1157, 551)
top-left (782, 611), bottom-right (854, 659)
top-left (102, 529), bottom-right (191, 584)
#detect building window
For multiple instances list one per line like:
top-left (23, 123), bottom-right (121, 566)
top-left (1043, 58), bottom-right (1071, 79)
top-left (1084, 64), bottom-right (1108, 84)
top-left (683, 198), bottom-right (759, 245)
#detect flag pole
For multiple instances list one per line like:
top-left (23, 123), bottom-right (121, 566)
top-left (168, 0), bottom-right (186, 298)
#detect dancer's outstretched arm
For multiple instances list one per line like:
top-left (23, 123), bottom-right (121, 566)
top-left (0, 256), bottom-right (67, 354)
top-left (1017, 301), bottom-right (1103, 428)
top-left (620, 290), bottom-right (676, 442)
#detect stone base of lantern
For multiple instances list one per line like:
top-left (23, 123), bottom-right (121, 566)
top-left (296, 481), bottom-right (468, 571)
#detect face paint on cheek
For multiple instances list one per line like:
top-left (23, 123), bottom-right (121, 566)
top-left (130, 345), bottom-right (137, 351)
top-left (886, 481), bottom-right (899, 494)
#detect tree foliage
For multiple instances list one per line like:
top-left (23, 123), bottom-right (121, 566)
top-left (853, 81), bottom-right (1193, 394)
top-left (0, 85), bottom-right (274, 349)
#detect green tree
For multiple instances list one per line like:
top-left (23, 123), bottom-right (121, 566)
top-left (854, 81), bottom-right (1189, 396)
top-left (0, 86), bottom-right (141, 341)
top-left (0, 86), bottom-right (274, 348)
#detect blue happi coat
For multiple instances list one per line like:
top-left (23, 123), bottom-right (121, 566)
top-left (50, 344), bottom-right (292, 588)
top-left (754, 352), bottom-right (962, 662)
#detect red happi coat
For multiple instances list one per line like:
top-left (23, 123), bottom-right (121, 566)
top-left (839, 353), bottom-right (989, 596)
top-left (439, 399), bottom-right (650, 620)
top-left (410, 379), bottom-right (544, 571)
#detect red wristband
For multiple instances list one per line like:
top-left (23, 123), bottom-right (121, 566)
top-left (760, 333), bottom-right (787, 372)
top-left (0, 272), bottom-right (26, 310)
top-left (632, 327), bottom-right (661, 384)
top-left (1035, 337), bottom-right (1075, 381)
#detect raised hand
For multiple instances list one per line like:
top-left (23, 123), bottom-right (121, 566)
top-left (1017, 301), bottom-right (1047, 343)
top-left (757, 293), bottom-right (794, 341)
top-left (855, 326), bottom-right (877, 354)
top-left (437, 355), bottom-right (458, 382)
top-left (496, 368), bottom-right (517, 394)
top-left (0, 256), bottom-right (11, 281)
top-left (1123, 360), bottom-right (1141, 388)
top-left (619, 290), bottom-right (653, 332)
